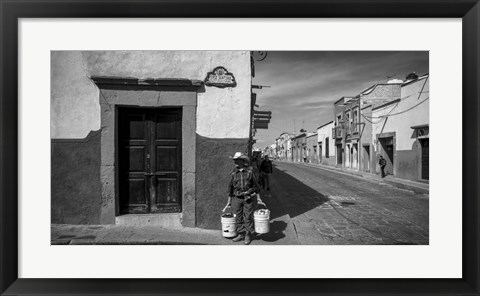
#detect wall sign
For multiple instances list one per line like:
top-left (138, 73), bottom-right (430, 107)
top-left (204, 66), bottom-right (236, 88)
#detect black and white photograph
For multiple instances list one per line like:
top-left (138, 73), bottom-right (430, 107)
top-left (51, 50), bottom-right (429, 246)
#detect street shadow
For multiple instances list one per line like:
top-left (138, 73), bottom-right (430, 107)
top-left (254, 220), bottom-right (287, 242)
top-left (261, 163), bottom-right (331, 220)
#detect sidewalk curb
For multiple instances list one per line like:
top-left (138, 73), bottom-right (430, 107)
top-left (382, 179), bottom-right (428, 195)
top-left (278, 161), bottom-right (429, 195)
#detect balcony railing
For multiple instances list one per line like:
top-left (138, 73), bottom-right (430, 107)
top-left (332, 126), bottom-right (342, 139)
top-left (347, 123), bottom-right (359, 134)
top-left (332, 123), bottom-right (359, 139)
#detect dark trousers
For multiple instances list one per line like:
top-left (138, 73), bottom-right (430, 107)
top-left (261, 173), bottom-right (271, 189)
top-left (380, 165), bottom-right (386, 177)
top-left (231, 195), bottom-right (255, 235)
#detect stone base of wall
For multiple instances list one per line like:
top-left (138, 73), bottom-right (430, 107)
top-left (321, 158), bottom-right (336, 167)
top-left (195, 135), bottom-right (249, 229)
top-left (51, 130), bottom-right (101, 224)
top-left (51, 132), bottom-right (249, 229)
top-left (396, 149), bottom-right (419, 181)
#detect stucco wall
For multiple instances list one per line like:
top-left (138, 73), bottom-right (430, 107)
top-left (51, 51), bottom-right (251, 139)
top-left (51, 131), bottom-right (101, 224)
top-left (306, 135), bottom-right (318, 163)
top-left (51, 51), bottom-right (252, 227)
top-left (372, 77), bottom-right (429, 151)
top-left (360, 106), bottom-right (373, 172)
top-left (372, 77), bottom-right (429, 180)
top-left (196, 136), bottom-right (249, 229)
top-left (361, 84), bottom-right (401, 106)
top-left (51, 52), bottom-right (101, 139)
top-left (317, 122), bottom-right (335, 164)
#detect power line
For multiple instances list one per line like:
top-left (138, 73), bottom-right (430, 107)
top-left (363, 77), bottom-right (429, 120)
top-left (362, 101), bottom-right (400, 119)
top-left (361, 114), bottom-right (385, 124)
top-left (378, 97), bottom-right (429, 117)
top-left (363, 97), bottom-right (429, 119)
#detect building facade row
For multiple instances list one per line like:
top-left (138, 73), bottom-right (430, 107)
top-left (332, 73), bottom-right (429, 181)
top-left (273, 73), bottom-right (429, 183)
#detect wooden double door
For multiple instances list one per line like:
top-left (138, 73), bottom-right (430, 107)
top-left (118, 107), bottom-right (182, 214)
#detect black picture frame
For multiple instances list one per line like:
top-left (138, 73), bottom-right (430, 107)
top-left (1, 1), bottom-right (478, 295)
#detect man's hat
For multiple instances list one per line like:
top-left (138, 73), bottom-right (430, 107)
top-left (232, 152), bottom-right (243, 159)
top-left (231, 152), bottom-right (250, 162)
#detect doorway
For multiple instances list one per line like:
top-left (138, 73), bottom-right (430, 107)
top-left (379, 136), bottom-right (394, 175)
top-left (318, 142), bottom-right (322, 163)
top-left (118, 107), bottom-right (182, 214)
top-left (352, 144), bottom-right (358, 169)
top-left (336, 144), bottom-right (343, 166)
top-left (363, 145), bottom-right (370, 172)
top-left (420, 139), bottom-right (429, 180)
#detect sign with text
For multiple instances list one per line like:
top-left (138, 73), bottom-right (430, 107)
top-left (204, 66), bottom-right (236, 88)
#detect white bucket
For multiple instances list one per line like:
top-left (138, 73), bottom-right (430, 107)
top-left (221, 214), bottom-right (237, 238)
top-left (254, 209), bottom-right (270, 234)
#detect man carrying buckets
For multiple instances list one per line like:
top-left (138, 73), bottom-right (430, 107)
top-left (223, 152), bottom-right (261, 245)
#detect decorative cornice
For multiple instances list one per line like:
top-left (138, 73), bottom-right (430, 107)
top-left (90, 76), bottom-right (203, 88)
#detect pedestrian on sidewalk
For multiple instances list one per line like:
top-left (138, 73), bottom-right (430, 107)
top-left (224, 152), bottom-right (260, 245)
top-left (260, 155), bottom-right (273, 191)
top-left (379, 155), bottom-right (387, 178)
top-left (251, 152), bottom-right (263, 189)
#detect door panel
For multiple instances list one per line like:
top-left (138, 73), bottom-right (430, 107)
top-left (119, 109), bottom-right (149, 214)
top-left (151, 109), bottom-right (182, 213)
top-left (156, 114), bottom-right (180, 140)
top-left (156, 146), bottom-right (178, 171)
top-left (127, 178), bottom-right (147, 204)
top-left (126, 146), bottom-right (146, 172)
top-left (119, 107), bottom-right (182, 214)
top-left (154, 178), bottom-right (180, 213)
top-left (126, 114), bottom-right (146, 139)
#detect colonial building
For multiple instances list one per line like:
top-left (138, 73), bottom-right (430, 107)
top-left (265, 143), bottom-right (277, 158)
top-left (332, 81), bottom-right (402, 171)
top-left (291, 132), bottom-right (308, 162)
top-left (357, 82), bottom-right (402, 173)
top-left (286, 135), bottom-right (295, 161)
top-left (332, 97), bottom-right (352, 168)
top-left (306, 133), bottom-right (319, 163)
top-left (371, 73), bottom-right (429, 181)
top-left (51, 51), bottom-right (253, 229)
top-left (316, 121), bottom-right (335, 166)
top-left (275, 132), bottom-right (295, 161)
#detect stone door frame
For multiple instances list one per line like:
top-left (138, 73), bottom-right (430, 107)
top-left (92, 77), bottom-right (201, 226)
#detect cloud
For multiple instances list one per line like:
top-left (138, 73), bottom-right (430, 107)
top-left (252, 51), bottom-right (429, 147)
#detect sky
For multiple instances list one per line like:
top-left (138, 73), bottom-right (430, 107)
top-left (251, 51), bottom-right (429, 148)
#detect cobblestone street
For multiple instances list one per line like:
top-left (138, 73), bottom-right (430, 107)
top-left (51, 161), bottom-right (429, 245)
top-left (260, 161), bottom-right (429, 245)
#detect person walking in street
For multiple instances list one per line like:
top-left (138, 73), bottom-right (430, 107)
top-left (260, 155), bottom-right (273, 191)
top-left (223, 152), bottom-right (260, 245)
top-left (379, 155), bottom-right (387, 178)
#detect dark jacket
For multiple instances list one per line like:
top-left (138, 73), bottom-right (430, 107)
top-left (260, 159), bottom-right (273, 174)
top-left (228, 166), bottom-right (260, 198)
top-left (379, 157), bottom-right (387, 166)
